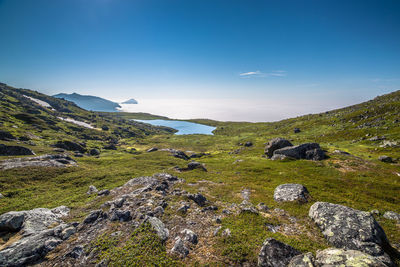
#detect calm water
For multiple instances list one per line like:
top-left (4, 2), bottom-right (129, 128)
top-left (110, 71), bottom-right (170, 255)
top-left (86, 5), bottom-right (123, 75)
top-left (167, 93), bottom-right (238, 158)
top-left (135, 119), bottom-right (216, 135)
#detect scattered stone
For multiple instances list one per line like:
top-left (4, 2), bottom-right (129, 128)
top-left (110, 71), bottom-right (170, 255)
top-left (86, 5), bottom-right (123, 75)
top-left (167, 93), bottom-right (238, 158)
top-left (110, 210), bottom-right (131, 222)
top-left (177, 204), bottom-right (190, 213)
top-left (0, 144), bottom-right (35, 156)
top-left (173, 150), bottom-right (190, 160)
top-left (187, 193), bottom-right (207, 207)
top-left (273, 143), bottom-right (325, 160)
top-left (171, 237), bottom-right (189, 257)
top-left (370, 209), bottom-right (380, 216)
top-left (87, 185), bottom-right (98, 195)
top-left (147, 216), bottom-right (169, 242)
top-left (294, 128), bottom-right (301, 133)
top-left (181, 229), bottom-right (198, 244)
top-left (53, 148), bottom-right (65, 153)
top-left (244, 141), bottom-right (253, 147)
top-left (258, 238), bottom-right (301, 267)
top-left (369, 136), bottom-right (385, 141)
top-left (378, 155), bottom-right (393, 163)
top-left (83, 210), bottom-right (102, 224)
top-left (270, 154), bottom-right (290, 161)
top-left (66, 246), bottom-right (84, 259)
top-left (315, 248), bottom-right (388, 267)
top-left (274, 184), bottom-right (309, 203)
top-left (97, 189), bottom-right (110, 196)
top-left (215, 217), bottom-right (222, 224)
top-left (0, 154), bottom-right (76, 170)
top-left (264, 138), bottom-right (293, 158)
top-left (89, 148), bottom-right (100, 156)
top-left (187, 161), bottom-right (207, 171)
top-left (103, 144), bottom-right (117, 150)
top-left (74, 153), bottom-right (84, 157)
top-left (201, 206), bottom-right (218, 212)
top-left (55, 141), bottom-right (86, 153)
top-left (153, 206), bottom-right (164, 217)
top-left (256, 202), bottom-right (269, 212)
top-left (288, 252), bottom-right (315, 267)
top-left (333, 149), bottom-right (350, 155)
top-left (383, 211), bottom-right (400, 221)
top-left (309, 202), bottom-right (391, 257)
top-left (146, 147), bottom-right (158, 152)
top-left (213, 226), bottom-right (222, 236)
top-left (380, 140), bottom-right (399, 148)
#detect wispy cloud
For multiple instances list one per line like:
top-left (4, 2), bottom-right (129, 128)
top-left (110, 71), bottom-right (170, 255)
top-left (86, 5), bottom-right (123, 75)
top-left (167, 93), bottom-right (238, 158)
top-left (239, 70), bottom-right (287, 78)
top-left (371, 78), bottom-right (398, 82)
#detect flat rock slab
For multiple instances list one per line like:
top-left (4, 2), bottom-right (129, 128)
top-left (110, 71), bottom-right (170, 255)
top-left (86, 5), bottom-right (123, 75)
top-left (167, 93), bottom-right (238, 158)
top-left (258, 238), bottom-right (300, 267)
top-left (0, 154), bottom-right (77, 170)
top-left (274, 184), bottom-right (309, 202)
top-left (309, 202), bottom-right (390, 257)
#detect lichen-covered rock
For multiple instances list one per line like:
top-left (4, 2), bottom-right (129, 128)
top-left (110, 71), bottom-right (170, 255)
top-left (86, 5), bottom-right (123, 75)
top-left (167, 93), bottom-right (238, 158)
top-left (187, 193), bottom-right (207, 207)
top-left (274, 184), bottom-right (309, 202)
top-left (147, 216), bottom-right (169, 242)
top-left (315, 248), bottom-right (388, 267)
top-left (273, 143), bottom-right (324, 160)
top-left (309, 202), bottom-right (391, 257)
top-left (258, 238), bottom-right (300, 267)
top-left (288, 252), bottom-right (315, 267)
top-left (0, 144), bottom-right (35, 156)
top-left (383, 211), bottom-right (400, 221)
top-left (264, 138), bottom-right (293, 158)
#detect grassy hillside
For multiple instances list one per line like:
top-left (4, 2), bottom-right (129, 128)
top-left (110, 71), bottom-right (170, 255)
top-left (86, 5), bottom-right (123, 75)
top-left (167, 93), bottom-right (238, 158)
top-left (0, 83), bottom-right (399, 265)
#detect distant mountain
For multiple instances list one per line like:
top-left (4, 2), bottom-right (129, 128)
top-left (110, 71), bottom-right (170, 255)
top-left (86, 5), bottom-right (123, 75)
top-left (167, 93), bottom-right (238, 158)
top-left (121, 98), bottom-right (138, 104)
top-left (53, 93), bottom-right (121, 112)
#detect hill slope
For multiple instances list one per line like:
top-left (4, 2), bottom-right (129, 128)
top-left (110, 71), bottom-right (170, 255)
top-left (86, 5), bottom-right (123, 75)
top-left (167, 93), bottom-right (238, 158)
top-left (53, 92), bottom-right (121, 112)
top-left (0, 83), bottom-right (399, 266)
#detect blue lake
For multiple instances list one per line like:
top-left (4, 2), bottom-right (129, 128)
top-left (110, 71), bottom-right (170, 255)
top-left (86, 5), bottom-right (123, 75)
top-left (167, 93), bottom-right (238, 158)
top-left (135, 119), bottom-right (216, 135)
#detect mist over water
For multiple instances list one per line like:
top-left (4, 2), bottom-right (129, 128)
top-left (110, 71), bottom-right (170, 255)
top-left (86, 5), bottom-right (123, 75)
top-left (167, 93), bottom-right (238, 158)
top-left (118, 98), bottom-right (358, 122)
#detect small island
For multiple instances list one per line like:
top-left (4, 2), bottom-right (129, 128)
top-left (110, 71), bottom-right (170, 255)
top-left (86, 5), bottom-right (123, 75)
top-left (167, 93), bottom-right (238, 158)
top-left (122, 98), bottom-right (138, 104)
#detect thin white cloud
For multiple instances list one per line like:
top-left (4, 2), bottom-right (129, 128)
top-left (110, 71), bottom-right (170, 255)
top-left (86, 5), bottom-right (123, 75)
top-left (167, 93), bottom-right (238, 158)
top-left (239, 70), bottom-right (287, 78)
top-left (371, 78), bottom-right (398, 82)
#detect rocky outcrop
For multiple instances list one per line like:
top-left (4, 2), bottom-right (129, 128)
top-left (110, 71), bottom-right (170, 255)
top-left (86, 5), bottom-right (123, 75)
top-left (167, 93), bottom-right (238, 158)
top-left (309, 202), bottom-right (392, 259)
top-left (287, 252), bottom-right (315, 267)
top-left (264, 138), bottom-right (293, 158)
top-left (274, 184), bottom-right (309, 203)
top-left (54, 141), bottom-right (86, 153)
top-left (258, 238), bottom-right (301, 267)
top-left (0, 206), bottom-right (74, 267)
top-left (0, 154), bottom-right (76, 170)
top-left (273, 143), bottom-right (325, 160)
top-left (0, 144), bottom-right (35, 156)
top-left (0, 130), bottom-right (16, 141)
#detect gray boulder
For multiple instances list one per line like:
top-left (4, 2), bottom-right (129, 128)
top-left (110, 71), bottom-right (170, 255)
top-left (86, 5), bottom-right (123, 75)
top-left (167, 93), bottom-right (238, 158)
top-left (264, 138), bottom-right (293, 158)
top-left (147, 147), bottom-right (158, 152)
top-left (273, 143), bottom-right (325, 160)
top-left (87, 185), bottom-right (98, 195)
top-left (54, 141), bottom-right (86, 153)
top-left (187, 193), bottom-right (207, 207)
top-left (83, 210), bottom-right (102, 224)
top-left (0, 211), bottom-right (25, 232)
top-left (309, 202), bottom-right (391, 257)
top-left (315, 248), bottom-right (388, 267)
top-left (0, 144), bottom-right (35, 156)
top-left (274, 184), bottom-right (309, 203)
top-left (187, 161), bottom-right (207, 171)
top-left (181, 229), bottom-right (198, 244)
top-left (147, 216), bottom-right (169, 242)
top-left (89, 148), bottom-right (100, 156)
top-left (258, 238), bottom-right (301, 267)
top-left (294, 128), bottom-right (301, 133)
top-left (171, 237), bottom-right (189, 257)
top-left (379, 156), bottom-right (393, 163)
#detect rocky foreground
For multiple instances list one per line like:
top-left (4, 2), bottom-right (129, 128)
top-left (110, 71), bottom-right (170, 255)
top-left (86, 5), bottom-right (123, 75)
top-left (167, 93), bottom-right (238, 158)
top-left (1, 169), bottom-right (399, 266)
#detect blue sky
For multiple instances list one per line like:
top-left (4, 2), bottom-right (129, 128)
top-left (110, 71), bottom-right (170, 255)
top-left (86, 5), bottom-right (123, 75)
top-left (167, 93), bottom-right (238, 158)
top-left (0, 0), bottom-right (399, 120)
